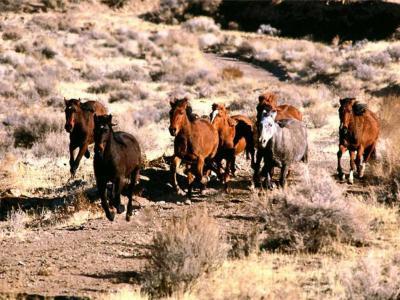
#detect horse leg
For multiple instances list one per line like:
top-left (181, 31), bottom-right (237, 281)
top-left (171, 155), bottom-right (184, 195)
top-left (69, 143), bottom-right (78, 178)
top-left (279, 163), bottom-right (289, 188)
top-left (337, 145), bottom-right (347, 181)
top-left (356, 146), bottom-right (365, 178)
top-left (253, 150), bottom-right (263, 188)
top-left (187, 169), bottom-right (195, 198)
top-left (98, 179), bottom-right (114, 221)
top-left (196, 157), bottom-right (208, 195)
top-left (348, 150), bottom-right (356, 184)
top-left (126, 167), bottom-right (140, 222)
top-left (114, 177), bottom-right (125, 214)
top-left (264, 161), bottom-right (274, 190)
top-left (71, 143), bottom-right (89, 177)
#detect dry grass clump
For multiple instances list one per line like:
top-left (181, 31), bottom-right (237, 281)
top-left (150, 0), bottom-right (222, 23)
top-left (12, 113), bottom-right (63, 149)
top-left (102, 0), bottom-right (130, 8)
top-left (142, 208), bottom-right (228, 298)
top-left (221, 66), bottom-right (243, 80)
top-left (87, 79), bottom-right (122, 94)
top-left (341, 251), bottom-right (400, 299)
top-left (308, 104), bottom-right (330, 128)
top-left (370, 94), bottom-right (400, 203)
top-left (253, 168), bottom-right (372, 253)
top-left (106, 66), bottom-right (150, 82)
top-left (182, 16), bottom-right (220, 33)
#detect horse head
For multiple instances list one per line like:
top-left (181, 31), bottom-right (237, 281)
top-left (64, 98), bottom-right (82, 133)
top-left (169, 97), bottom-right (189, 136)
top-left (94, 114), bottom-right (114, 158)
top-left (259, 110), bottom-right (278, 148)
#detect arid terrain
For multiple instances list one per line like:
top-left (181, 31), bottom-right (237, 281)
top-left (0, 1), bottom-right (400, 299)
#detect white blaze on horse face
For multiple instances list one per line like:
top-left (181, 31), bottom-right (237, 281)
top-left (211, 110), bottom-right (219, 123)
top-left (259, 115), bottom-right (276, 148)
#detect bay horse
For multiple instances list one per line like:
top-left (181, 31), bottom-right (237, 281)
top-left (169, 97), bottom-right (219, 197)
top-left (93, 114), bottom-right (141, 222)
top-left (254, 110), bottom-right (308, 188)
top-left (256, 92), bottom-right (303, 122)
top-left (210, 103), bottom-right (255, 190)
top-left (337, 98), bottom-right (380, 184)
top-left (64, 98), bottom-right (107, 177)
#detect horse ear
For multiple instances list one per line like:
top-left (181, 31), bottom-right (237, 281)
top-left (64, 97), bottom-right (67, 105)
top-left (211, 103), bottom-right (218, 111)
top-left (258, 95), bottom-right (265, 103)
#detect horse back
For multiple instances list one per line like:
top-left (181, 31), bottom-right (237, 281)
top-left (353, 110), bottom-right (380, 146)
top-left (276, 104), bottom-right (303, 121)
top-left (185, 119), bottom-right (219, 159)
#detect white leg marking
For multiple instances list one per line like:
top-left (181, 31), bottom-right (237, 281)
top-left (359, 163), bottom-right (366, 178)
top-left (348, 170), bottom-right (354, 184)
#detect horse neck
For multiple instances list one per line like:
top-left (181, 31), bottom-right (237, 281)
top-left (103, 130), bottom-right (117, 157)
top-left (179, 113), bottom-right (193, 136)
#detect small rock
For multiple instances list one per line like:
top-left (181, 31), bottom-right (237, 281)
top-left (18, 261), bottom-right (25, 266)
top-left (158, 201), bottom-right (166, 205)
top-left (184, 200), bottom-right (191, 205)
top-left (176, 201), bottom-right (183, 206)
top-left (9, 188), bottom-right (21, 197)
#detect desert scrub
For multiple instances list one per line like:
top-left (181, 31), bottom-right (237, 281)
top-left (341, 251), bottom-right (400, 299)
top-left (87, 80), bottom-right (122, 94)
top-left (12, 113), bottom-right (63, 149)
top-left (182, 17), bottom-right (220, 33)
top-left (142, 208), bottom-right (228, 298)
top-left (252, 168), bottom-right (372, 253)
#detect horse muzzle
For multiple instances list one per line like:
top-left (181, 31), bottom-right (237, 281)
top-left (64, 124), bottom-right (73, 133)
top-left (169, 127), bottom-right (177, 136)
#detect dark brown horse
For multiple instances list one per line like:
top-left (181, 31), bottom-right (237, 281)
top-left (93, 114), bottom-right (141, 222)
top-left (337, 98), bottom-right (380, 184)
top-left (257, 92), bottom-right (303, 122)
top-left (64, 98), bottom-right (107, 177)
top-left (210, 103), bottom-right (255, 189)
top-left (169, 97), bottom-right (219, 197)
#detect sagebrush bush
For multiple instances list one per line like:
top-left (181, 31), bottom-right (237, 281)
top-left (142, 208), bottom-right (227, 298)
top-left (253, 168), bottom-right (371, 253)
top-left (13, 113), bottom-right (63, 149)
top-left (102, 0), bottom-right (130, 8)
top-left (87, 80), bottom-right (122, 94)
top-left (257, 24), bottom-right (281, 36)
top-left (182, 17), bottom-right (220, 33)
top-left (341, 252), bottom-right (400, 299)
top-left (308, 105), bottom-right (329, 128)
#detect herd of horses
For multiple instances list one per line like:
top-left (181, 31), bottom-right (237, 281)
top-left (64, 93), bottom-right (380, 221)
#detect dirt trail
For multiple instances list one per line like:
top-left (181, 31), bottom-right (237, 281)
top-left (0, 53), bottom-right (361, 299)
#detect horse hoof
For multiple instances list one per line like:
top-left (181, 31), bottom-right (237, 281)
top-left (106, 212), bottom-right (115, 222)
top-left (200, 189), bottom-right (207, 196)
top-left (339, 173), bottom-right (346, 182)
top-left (176, 189), bottom-right (186, 196)
top-left (126, 214), bottom-right (131, 222)
top-left (117, 204), bottom-right (125, 214)
top-left (348, 171), bottom-right (354, 184)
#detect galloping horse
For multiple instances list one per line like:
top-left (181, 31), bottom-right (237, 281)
top-left (254, 110), bottom-right (308, 188)
top-left (93, 114), bottom-right (141, 222)
top-left (256, 92), bottom-right (303, 122)
top-left (210, 103), bottom-right (255, 189)
top-left (64, 98), bottom-right (107, 177)
top-left (337, 98), bottom-right (380, 184)
top-left (169, 97), bottom-right (219, 197)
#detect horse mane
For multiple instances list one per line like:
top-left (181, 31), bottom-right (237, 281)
top-left (113, 130), bottom-right (129, 147)
top-left (277, 119), bottom-right (295, 128)
top-left (80, 101), bottom-right (96, 113)
top-left (186, 105), bottom-right (198, 122)
top-left (353, 101), bottom-right (367, 116)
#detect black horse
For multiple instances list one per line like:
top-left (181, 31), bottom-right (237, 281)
top-left (93, 114), bottom-right (141, 221)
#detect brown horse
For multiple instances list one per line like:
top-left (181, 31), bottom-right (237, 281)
top-left (257, 92), bottom-right (303, 122)
top-left (210, 103), bottom-right (255, 189)
top-left (93, 114), bottom-right (141, 222)
top-left (169, 97), bottom-right (219, 197)
top-left (64, 98), bottom-right (107, 177)
top-left (337, 98), bottom-right (380, 184)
